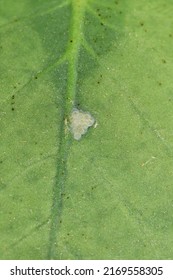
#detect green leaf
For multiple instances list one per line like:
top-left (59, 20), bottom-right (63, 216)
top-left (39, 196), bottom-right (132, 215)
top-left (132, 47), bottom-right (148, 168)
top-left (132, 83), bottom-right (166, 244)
top-left (1, 0), bottom-right (173, 259)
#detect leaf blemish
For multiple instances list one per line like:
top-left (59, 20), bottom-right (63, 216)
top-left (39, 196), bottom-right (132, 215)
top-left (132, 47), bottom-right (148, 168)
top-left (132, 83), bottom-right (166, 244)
top-left (69, 108), bottom-right (95, 140)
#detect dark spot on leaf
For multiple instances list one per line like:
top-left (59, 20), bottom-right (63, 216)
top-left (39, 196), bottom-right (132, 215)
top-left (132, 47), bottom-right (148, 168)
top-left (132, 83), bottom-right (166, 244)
top-left (34, 76), bottom-right (38, 79)
top-left (60, 220), bottom-right (62, 223)
top-left (162, 59), bottom-right (166, 64)
top-left (140, 22), bottom-right (144, 26)
top-left (35, 142), bottom-right (38, 145)
top-left (97, 81), bottom-right (100, 84)
top-left (11, 108), bottom-right (14, 111)
top-left (13, 86), bottom-right (16, 89)
top-left (70, 39), bottom-right (73, 43)
top-left (101, 22), bottom-right (104, 26)
top-left (158, 82), bottom-right (162, 86)
top-left (0, 161), bottom-right (3, 164)
top-left (12, 94), bottom-right (15, 99)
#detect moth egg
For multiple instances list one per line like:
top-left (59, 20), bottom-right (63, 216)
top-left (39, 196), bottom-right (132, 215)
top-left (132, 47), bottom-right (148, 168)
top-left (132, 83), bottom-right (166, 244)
top-left (69, 108), bottom-right (95, 140)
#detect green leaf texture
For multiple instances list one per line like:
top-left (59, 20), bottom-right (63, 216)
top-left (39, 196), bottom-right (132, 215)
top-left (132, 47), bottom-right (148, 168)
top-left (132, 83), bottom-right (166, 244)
top-left (0, 0), bottom-right (173, 259)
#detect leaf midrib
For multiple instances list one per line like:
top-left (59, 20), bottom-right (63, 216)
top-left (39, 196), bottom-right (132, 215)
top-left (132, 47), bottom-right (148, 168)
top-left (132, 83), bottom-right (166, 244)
top-left (47, 0), bottom-right (87, 259)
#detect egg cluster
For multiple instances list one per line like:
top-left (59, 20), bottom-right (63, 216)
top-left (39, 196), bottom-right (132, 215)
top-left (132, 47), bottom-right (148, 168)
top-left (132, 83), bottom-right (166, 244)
top-left (70, 109), bottom-right (95, 140)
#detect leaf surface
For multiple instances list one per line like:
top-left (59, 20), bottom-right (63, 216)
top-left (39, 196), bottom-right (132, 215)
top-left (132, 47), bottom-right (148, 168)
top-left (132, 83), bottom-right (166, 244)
top-left (0, 0), bottom-right (173, 259)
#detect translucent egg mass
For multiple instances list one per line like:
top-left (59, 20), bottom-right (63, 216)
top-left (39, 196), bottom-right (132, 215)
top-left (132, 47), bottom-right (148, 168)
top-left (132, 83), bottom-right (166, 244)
top-left (70, 108), bottom-right (95, 140)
